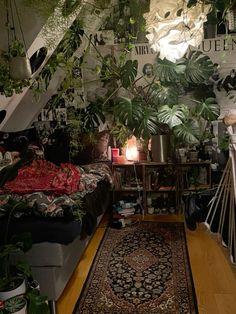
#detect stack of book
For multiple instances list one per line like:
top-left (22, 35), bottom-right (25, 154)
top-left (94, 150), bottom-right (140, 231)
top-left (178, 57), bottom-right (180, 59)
top-left (113, 200), bottom-right (137, 217)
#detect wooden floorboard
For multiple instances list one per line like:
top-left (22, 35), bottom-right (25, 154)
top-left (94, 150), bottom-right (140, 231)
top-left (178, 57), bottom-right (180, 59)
top-left (57, 214), bottom-right (236, 314)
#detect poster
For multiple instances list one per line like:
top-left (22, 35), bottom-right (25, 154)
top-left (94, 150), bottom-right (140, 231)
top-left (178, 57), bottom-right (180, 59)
top-left (199, 36), bottom-right (236, 118)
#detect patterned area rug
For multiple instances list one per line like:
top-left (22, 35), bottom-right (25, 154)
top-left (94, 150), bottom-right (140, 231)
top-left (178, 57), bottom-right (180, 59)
top-left (73, 221), bottom-right (198, 314)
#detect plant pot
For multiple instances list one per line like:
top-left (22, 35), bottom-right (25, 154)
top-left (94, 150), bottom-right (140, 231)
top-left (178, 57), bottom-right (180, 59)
top-left (151, 134), bottom-right (170, 162)
top-left (4, 295), bottom-right (27, 314)
top-left (0, 279), bottom-right (26, 301)
top-left (9, 56), bottom-right (32, 80)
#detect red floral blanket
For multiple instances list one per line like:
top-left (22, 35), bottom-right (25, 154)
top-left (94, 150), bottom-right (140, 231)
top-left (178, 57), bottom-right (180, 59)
top-left (1, 159), bottom-right (80, 195)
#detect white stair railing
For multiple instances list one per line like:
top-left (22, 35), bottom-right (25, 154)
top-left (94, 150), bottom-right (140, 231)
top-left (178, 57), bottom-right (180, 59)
top-left (205, 111), bottom-right (236, 265)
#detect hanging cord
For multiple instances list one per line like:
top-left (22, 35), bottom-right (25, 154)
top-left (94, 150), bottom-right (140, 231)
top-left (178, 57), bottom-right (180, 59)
top-left (133, 163), bottom-right (145, 220)
top-left (4, 0), bottom-right (10, 55)
top-left (12, 0), bottom-right (29, 58)
top-left (9, 0), bottom-right (16, 42)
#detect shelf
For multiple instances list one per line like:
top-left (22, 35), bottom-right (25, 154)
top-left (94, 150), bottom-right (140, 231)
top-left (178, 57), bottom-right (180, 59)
top-left (112, 161), bottom-right (211, 214)
top-left (114, 187), bottom-right (143, 192)
top-left (146, 187), bottom-right (176, 192)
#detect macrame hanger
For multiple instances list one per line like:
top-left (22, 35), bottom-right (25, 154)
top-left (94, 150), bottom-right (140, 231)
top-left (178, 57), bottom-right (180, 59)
top-left (12, 0), bottom-right (30, 59)
top-left (5, 0), bottom-right (32, 80)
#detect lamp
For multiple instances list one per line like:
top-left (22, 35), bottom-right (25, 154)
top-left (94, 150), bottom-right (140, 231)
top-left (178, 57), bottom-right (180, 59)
top-left (125, 136), bottom-right (138, 161)
top-left (144, 0), bottom-right (211, 62)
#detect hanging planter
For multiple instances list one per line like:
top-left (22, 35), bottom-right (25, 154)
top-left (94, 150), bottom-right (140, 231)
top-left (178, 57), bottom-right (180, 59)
top-left (9, 56), bottom-right (32, 80)
top-left (8, 39), bottom-right (32, 80)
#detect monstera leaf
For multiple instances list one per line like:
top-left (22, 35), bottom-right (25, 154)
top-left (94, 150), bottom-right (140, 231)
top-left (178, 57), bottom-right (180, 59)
top-left (195, 97), bottom-right (220, 121)
top-left (113, 97), bottom-right (143, 127)
top-left (82, 102), bottom-right (105, 131)
top-left (150, 82), bottom-right (179, 106)
top-left (184, 50), bottom-right (214, 84)
top-left (155, 51), bottom-right (214, 87)
top-left (173, 119), bottom-right (201, 145)
top-left (155, 57), bottom-right (186, 82)
top-left (119, 60), bottom-right (138, 88)
top-left (113, 97), bottom-right (160, 139)
top-left (157, 104), bottom-right (189, 128)
top-left (134, 106), bottom-right (160, 139)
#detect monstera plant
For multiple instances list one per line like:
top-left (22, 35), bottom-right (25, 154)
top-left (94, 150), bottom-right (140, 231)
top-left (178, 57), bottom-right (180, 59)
top-left (100, 49), bottom-right (220, 147)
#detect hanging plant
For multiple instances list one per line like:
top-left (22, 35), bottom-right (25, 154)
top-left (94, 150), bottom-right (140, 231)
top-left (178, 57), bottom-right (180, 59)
top-left (0, 56), bottom-right (30, 97)
top-left (8, 39), bottom-right (32, 80)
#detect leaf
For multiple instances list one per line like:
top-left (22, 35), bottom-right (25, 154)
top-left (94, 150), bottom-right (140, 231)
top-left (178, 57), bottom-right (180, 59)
top-left (173, 119), bottom-right (200, 145)
top-left (155, 58), bottom-right (186, 83)
top-left (119, 60), bottom-right (138, 88)
top-left (184, 50), bottom-right (214, 84)
top-left (195, 97), bottom-right (220, 121)
top-left (113, 97), bottom-right (160, 139)
top-left (150, 82), bottom-right (179, 106)
top-left (157, 104), bottom-right (189, 128)
top-left (113, 97), bottom-right (143, 127)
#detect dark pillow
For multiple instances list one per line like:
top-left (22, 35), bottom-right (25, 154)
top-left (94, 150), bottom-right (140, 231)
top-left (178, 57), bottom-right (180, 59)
top-left (71, 133), bottom-right (93, 165)
top-left (44, 128), bottom-right (70, 165)
top-left (92, 130), bottom-right (110, 161)
top-left (0, 127), bottom-right (37, 152)
top-left (72, 131), bottom-right (110, 165)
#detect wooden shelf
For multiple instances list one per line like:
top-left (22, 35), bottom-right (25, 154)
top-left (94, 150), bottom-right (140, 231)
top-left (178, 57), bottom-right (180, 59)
top-left (112, 161), bottom-right (212, 214)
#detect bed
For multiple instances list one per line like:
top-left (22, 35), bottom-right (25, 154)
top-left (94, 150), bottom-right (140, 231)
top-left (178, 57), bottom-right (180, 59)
top-left (0, 128), bottom-right (113, 313)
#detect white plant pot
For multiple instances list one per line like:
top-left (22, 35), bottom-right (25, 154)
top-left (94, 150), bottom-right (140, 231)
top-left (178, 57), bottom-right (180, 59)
top-left (9, 56), bottom-right (32, 80)
top-left (4, 296), bottom-right (27, 314)
top-left (0, 279), bottom-right (26, 301)
top-left (10, 301), bottom-right (27, 314)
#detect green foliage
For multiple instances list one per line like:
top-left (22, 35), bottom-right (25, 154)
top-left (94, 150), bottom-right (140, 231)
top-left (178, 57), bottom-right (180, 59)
top-left (183, 50), bottom-right (214, 84)
top-left (0, 39), bottom-right (32, 97)
top-left (32, 19), bottom-right (83, 95)
top-left (155, 58), bottom-right (186, 83)
top-left (4, 295), bottom-right (26, 312)
top-left (27, 289), bottom-right (50, 314)
top-left (95, 48), bottom-right (220, 146)
top-left (0, 62), bottom-right (30, 97)
top-left (157, 104), bottom-right (189, 128)
top-left (119, 60), bottom-right (138, 88)
top-left (195, 97), bottom-right (220, 121)
top-left (8, 40), bottom-right (26, 58)
top-left (173, 119), bottom-right (201, 145)
top-left (0, 232), bottom-right (32, 291)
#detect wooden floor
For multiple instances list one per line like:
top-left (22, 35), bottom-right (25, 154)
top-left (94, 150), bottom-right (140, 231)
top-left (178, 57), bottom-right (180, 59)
top-left (57, 214), bottom-right (236, 314)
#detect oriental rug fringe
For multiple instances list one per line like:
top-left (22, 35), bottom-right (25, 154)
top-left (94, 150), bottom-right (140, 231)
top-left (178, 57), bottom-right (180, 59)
top-left (73, 221), bottom-right (198, 314)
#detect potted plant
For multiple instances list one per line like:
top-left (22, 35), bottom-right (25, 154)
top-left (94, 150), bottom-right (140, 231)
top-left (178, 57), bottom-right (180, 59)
top-left (0, 230), bottom-right (32, 301)
top-left (0, 201), bottom-right (50, 314)
top-left (0, 295), bottom-right (27, 314)
top-left (8, 39), bottom-right (32, 80)
top-left (91, 47), bottom-right (220, 156)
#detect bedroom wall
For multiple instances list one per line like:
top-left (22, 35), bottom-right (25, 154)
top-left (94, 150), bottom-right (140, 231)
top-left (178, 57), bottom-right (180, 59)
top-left (0, 0), bottom-right (112, 132)
top-left (1, 2), bottom-right (236, 132)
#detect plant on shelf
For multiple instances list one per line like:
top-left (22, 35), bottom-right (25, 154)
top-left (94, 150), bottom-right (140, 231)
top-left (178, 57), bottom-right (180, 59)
top-left (90, 44), bottom-right (219, 150)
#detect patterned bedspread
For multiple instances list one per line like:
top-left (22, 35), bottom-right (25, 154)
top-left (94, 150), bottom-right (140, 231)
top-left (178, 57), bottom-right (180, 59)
top-left (76, 162), bottom-right (113, 198)
top-left (0, 162), bottom-right (113, 219)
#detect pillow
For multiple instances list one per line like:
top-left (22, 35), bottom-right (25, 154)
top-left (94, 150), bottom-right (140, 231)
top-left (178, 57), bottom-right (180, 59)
top-left (72, 131), bottom-right (110, 165)
top-left (0, 127), bottom-right (37, 152)
top-left (92, 130), bottom-right (110, 161)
